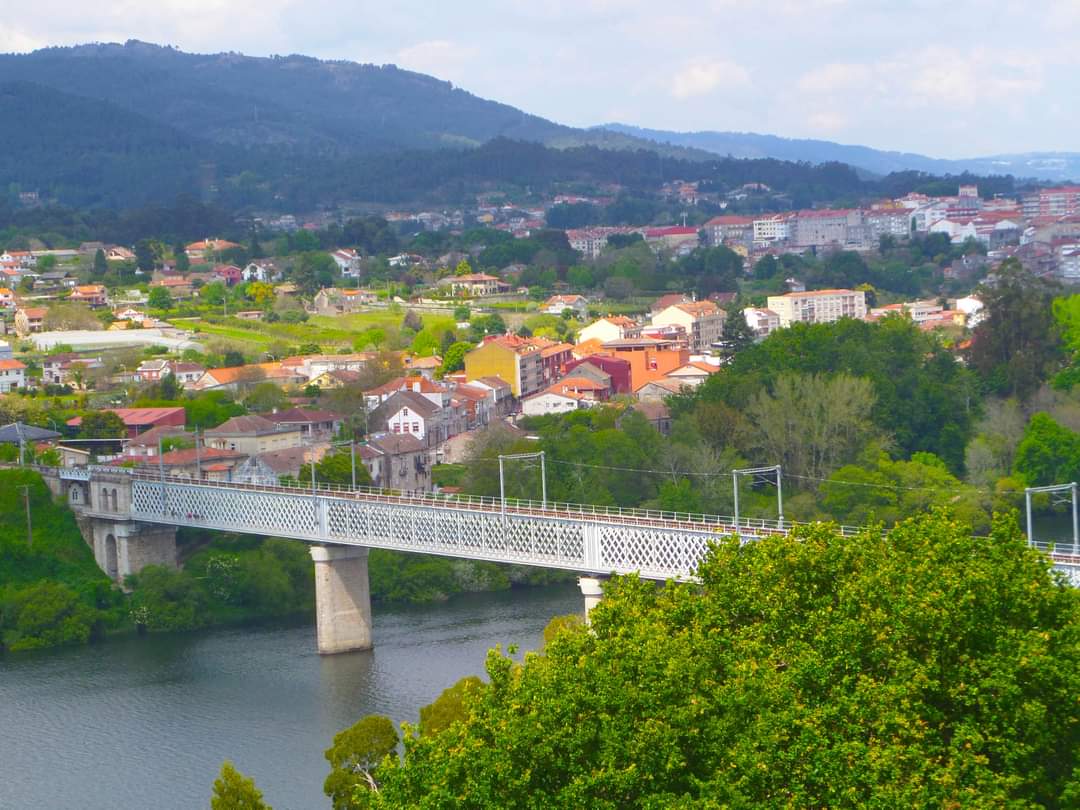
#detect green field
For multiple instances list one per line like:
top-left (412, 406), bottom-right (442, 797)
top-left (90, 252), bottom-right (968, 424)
top-left (175, 309), bottom-right (459, 355)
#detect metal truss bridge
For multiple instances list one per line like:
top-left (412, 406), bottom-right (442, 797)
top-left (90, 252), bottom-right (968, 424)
top-left (59, 467), bottom-right (1080, 584)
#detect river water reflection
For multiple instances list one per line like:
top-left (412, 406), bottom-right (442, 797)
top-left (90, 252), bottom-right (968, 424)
top-left (0, 584), bottom-right (581, 810)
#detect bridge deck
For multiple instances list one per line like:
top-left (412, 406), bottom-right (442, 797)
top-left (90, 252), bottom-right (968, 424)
top-left (50, 466), bottom-right (1080, 584)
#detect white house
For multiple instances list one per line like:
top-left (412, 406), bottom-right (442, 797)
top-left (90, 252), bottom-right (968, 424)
top-left (743, 307), bottom-right (781, 337)
top-left (542, 294), bottom-right (589, 318)
top-left (521, 389), bottom-right (585, 417)
top-left (243, 262), bottom-right (281, 283)
top-left (331, 249), bottom-right (362, 276)
top-left (0, 359), bottom-right (26, 392)
top-left (577, 316), bottom-right (638, 345)
top-left (955, 295), bottom-right (985, 328)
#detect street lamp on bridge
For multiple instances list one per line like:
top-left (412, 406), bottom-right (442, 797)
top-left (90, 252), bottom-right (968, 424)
top-left (497, 451), bottom-right (547, 517)
top-left (1025, 481), bottom-right (1079, 557)
top-left (731, 464), bottom-right (783, 532)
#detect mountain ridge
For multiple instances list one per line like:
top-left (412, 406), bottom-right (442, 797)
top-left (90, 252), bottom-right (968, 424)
top-left (0, 41), bottom-right (709, 160)
top-left (599, 123), bottom-right (1080, 182)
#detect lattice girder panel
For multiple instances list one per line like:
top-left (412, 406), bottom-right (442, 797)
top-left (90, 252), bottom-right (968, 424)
top-left (597, 523), bottom-right (716, 579)
top-left (323, 498), bottom-right (588, 569)
top-left (134, 481), bottom-right (320, 539)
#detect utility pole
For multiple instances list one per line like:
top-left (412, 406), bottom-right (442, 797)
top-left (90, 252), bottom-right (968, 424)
top-left (18, 484), bottom-right (32, 549)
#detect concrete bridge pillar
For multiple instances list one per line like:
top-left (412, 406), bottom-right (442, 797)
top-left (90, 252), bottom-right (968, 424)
top-left (311, 545), bottom-right (373, 655)
top-left (578, 576), bottom-right (606, 623)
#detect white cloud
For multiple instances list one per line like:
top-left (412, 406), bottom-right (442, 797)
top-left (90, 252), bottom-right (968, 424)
top-left (670, 59), bottom-right (749, 99)
top-left (806, 111), bottom-right (848, 133)
top-left (796, 63), bottom-right (868, 93)
top-left (0, 24), bottom-right (47, 53)
top-left (394, 39), bottom-right (477, 84)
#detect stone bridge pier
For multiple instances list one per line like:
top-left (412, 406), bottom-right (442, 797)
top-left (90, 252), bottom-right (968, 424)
top-left (310, 546), bottom-right (373, 655)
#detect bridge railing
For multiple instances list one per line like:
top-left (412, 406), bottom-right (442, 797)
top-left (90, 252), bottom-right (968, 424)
top-left (120, 468), bottom-right (867, 537)
top-left (1028, 538), bottom-right (1080, 561)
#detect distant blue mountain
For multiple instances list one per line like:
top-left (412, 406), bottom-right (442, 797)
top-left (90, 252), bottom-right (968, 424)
top-left (599, 123), bottom-right (1080, 182)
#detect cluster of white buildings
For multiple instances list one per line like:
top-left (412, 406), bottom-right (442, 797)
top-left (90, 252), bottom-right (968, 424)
top-left (743, 289), bottom-right (984, 337)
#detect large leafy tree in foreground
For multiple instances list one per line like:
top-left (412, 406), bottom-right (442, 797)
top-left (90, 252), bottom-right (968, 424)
top-left (356, 513), bottom-right (1080, 807)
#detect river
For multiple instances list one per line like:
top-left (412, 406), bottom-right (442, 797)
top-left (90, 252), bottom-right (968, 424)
top-left (0, 584), bottom-right (582, 810)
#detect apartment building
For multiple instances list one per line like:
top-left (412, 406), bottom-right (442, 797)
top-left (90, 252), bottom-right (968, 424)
top-left (464, 334), bottom-right (544, 397)
top-left (753, 214), bottom-right (791, 244)
top-left (766, 289), bottom-right (867, 327)
top-left (743, 307), bottom-right (781, 337)
top-left (790, 209), bottom-right (864, 248)
top-left (1022, 187), bottom-right (1080, 219)
top-left (650, 300), bottom-right (724, 353)
top-left (703, 215), bottom-right (755, 248)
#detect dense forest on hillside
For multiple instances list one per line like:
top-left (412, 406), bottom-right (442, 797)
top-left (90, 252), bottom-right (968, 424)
top-left (0, 41), bottom-right (574, 153)
top-left (0, 41), bottom-right (1019, 211)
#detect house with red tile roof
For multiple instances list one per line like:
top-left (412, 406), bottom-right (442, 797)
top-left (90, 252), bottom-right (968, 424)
top-left (67, 407), bottom-right (185, 438)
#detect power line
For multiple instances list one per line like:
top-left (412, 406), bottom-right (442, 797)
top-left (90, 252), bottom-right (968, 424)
top-left (478, 454), bottom-right (997, 497)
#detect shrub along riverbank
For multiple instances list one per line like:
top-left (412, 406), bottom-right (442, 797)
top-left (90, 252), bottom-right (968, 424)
top-left (0, 469), bottom-right (574, 652)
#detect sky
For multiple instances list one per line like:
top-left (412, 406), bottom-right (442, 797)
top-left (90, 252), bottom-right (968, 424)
top-left (0, 0), bottom-right (1076, 159)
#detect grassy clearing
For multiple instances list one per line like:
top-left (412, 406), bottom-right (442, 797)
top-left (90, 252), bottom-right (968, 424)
top-left (175, 309), bottom-right (461, 355)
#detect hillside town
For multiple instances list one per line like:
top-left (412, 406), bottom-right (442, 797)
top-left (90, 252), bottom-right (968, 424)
top-left (0, 179), bottom-right (1052, 490)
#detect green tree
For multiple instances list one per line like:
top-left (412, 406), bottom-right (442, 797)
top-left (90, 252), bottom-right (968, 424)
top-left (752, 254), bottom-right (780, 280)
top-left (174, 242), bottom-right (190, 273)
top-left (210, 761), bottom-right (271, 810)
top-left (92, 248), bottom-right (108, 277)
top-left (696, 317), bottom-right (977, 472)
top-left (293, 252), bottom-right (337, 296)
top-left (134, 239), bottom-right (156, 273)
top-left (968, 258), bottom-right (1061, 399)
top-left (745, 372), bottom-right (880, 481)
top-left (147, 286), bottom-right (173, 310)
top-left (438, 342), bottom-right (471, 376)
top-left (323, 715), bottom-right (398, 809)
top-left (293, 230), bottom-right (319, 252)
top-left (296, 449), bottom-right (373, 488)
top-left (201, 281), bottom-right (228, 306)
top-left (418, 676), bottom-right (484, 738)
top-left (361, 512), bottom-right (1080, 807)
top-left (656, 478), bottom-right (702, 513)
top-left (158, 371), bottom-right (180, 401)
top-left (1013, 412), bottom-right (1080, 486)
top-left (78, 410), bottom-right (126, 439)
top-left (567, 264), bottom-right (594, 289)
top-left (243, 382), bottom-right (289, 413)
top-left (721, 305), bottom-right (755, 356)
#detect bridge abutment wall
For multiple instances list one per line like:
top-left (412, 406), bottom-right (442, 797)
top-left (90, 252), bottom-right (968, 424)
top-left (50, 469), bottom-right (178, 585)
top-left (311, 545), bottom-right (373, 655)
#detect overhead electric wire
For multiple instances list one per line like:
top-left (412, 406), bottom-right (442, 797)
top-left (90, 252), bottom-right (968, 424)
top-left (479, 454), bottom-right (999, 496)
